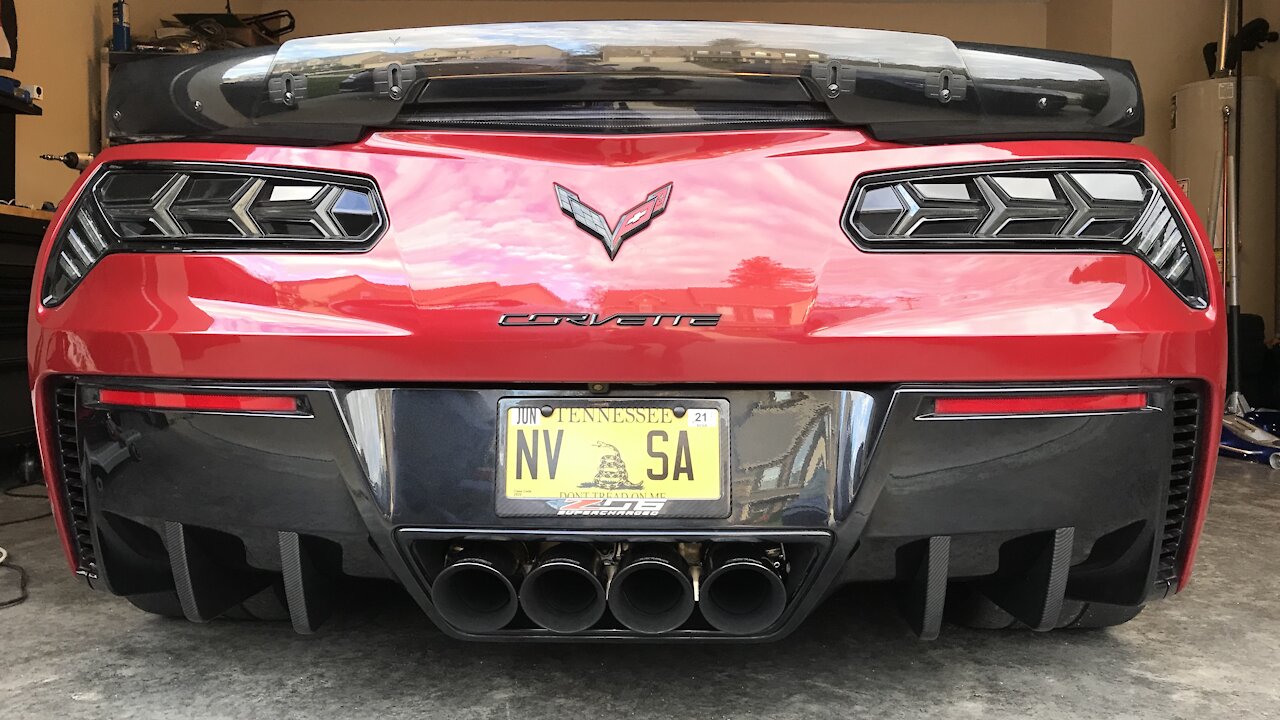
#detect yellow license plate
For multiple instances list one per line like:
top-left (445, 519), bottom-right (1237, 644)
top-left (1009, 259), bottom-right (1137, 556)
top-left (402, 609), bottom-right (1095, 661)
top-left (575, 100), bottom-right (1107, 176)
top-left (497, 399), bottom-right (729, 518)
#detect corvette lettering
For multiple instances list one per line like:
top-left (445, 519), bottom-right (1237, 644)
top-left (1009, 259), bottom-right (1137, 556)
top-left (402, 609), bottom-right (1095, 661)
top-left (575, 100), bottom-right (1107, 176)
top-left (498, 313), bottom-right (720, 327)
top-left (554, 182), bottom-right (673, 259)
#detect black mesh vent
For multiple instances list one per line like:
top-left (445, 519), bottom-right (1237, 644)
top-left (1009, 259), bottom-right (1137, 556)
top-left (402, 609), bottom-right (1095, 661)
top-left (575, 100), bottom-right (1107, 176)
top-left (1158, 385), bottom-right (1200, 586)
top-left (52, 381), bottom-right (97, 578)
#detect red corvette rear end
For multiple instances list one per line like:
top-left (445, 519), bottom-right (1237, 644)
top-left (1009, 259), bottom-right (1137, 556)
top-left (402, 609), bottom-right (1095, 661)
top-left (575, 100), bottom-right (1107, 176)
top-left (28, 22), bottom-right (1223, 641)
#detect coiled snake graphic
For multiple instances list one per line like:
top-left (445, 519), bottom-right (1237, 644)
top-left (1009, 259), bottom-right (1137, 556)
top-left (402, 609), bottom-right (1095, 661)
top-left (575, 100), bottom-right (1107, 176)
top-left (579, 441), bottom-right (645, 490)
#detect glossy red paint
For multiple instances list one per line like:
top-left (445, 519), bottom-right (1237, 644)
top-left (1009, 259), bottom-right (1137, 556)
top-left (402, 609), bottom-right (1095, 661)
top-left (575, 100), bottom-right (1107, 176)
top-left (96, 389), bottom-right (299, 413)
top-left (932, 392), bottom-right (1149, 416)
top-left (27, 129), bottom-right (1226, 582)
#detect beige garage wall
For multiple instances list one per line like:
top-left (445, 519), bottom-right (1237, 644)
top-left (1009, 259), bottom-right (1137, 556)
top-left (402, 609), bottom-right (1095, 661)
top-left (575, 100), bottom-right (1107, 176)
top-left (1111, 0), bottom-right (1224, 164)
top-left (11, 1), bottom-right (101, 208)
top-left (1046, 0), bottom-right (1111, 56)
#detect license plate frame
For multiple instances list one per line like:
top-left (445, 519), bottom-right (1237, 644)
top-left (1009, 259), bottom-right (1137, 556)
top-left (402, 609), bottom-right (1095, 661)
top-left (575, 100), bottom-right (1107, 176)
top-left (495, 397), bottom-right (731, 518)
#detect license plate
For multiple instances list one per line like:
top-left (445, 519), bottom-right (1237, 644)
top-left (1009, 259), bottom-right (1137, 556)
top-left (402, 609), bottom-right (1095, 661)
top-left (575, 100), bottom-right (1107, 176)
top-left (496, 398), bottom-right (730, 518)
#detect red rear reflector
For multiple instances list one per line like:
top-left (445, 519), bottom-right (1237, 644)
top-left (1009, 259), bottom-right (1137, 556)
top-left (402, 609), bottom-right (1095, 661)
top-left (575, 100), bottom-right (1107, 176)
top-left (98, 389), bottom-right (299, 413)
top-left (933, 392), bottom-right (1147, 416)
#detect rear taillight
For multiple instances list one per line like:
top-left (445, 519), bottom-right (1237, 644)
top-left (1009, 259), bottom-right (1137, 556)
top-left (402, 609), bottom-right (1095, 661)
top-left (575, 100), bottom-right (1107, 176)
top-left (41, 163), bottom-right (385, 306)
top-left (844, 161), bottom-right (1208, 308)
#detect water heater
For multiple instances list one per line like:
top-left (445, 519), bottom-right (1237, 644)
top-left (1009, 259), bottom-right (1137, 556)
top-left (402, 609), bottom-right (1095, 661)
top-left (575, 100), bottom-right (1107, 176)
top-left (1172, 76), bottom-right (1277, 334)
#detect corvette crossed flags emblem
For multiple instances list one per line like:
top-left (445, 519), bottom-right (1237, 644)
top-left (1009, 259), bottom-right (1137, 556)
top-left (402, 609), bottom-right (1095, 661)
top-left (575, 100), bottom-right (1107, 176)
top-left (553, 182), bottom-right (674, 259)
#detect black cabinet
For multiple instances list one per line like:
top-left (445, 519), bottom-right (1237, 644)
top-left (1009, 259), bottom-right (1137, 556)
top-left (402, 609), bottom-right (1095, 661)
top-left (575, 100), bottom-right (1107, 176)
top-left (0, 206), bottom-right (48, 444)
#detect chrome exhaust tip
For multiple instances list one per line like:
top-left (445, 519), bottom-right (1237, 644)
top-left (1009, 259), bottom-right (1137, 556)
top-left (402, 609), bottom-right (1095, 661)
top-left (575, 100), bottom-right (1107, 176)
top-left (608, 543), bottom-right (695, 634)
top-left (432, 542), bottom-right (525, 634)
top-left (519, 543), bottom-right (607, 634)
top-left (699, 544), bottom-right (787, 635)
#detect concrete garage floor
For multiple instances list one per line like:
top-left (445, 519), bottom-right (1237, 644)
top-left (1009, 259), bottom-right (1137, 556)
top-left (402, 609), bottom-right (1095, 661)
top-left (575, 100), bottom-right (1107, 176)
top-left (1, 460), bottom-right (1277, 720)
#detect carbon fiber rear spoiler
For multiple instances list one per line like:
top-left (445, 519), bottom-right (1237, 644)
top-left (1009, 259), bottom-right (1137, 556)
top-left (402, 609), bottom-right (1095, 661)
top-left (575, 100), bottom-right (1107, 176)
top-left (106, 21), bottom-right (1144, 145)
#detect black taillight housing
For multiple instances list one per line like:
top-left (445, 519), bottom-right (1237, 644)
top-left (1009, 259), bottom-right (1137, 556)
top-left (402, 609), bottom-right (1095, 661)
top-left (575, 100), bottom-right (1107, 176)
top-left (843, 161), bottom-right (1209, 308)
top-left (41, 163), bottom-right (386, 306)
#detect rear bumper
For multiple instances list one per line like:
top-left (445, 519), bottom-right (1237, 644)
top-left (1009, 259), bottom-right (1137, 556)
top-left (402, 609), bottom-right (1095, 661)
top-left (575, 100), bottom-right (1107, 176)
top-left (37, 377), bottom-right (1213, 641)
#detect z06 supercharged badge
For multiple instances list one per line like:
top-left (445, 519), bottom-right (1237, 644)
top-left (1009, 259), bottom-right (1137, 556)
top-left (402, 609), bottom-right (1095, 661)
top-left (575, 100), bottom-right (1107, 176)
top-left (546, 498), bottom-right (669, 516)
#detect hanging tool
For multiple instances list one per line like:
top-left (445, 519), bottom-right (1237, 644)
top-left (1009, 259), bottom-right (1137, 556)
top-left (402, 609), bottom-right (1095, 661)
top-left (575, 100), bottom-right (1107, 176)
top-left (40, 152), bottom-right (94, 171)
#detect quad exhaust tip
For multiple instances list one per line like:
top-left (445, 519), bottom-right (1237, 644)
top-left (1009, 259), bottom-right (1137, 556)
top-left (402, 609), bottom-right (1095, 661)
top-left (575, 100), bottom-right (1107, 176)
top-left (432, 542), bottom-right (525, 634)
top-left (431, 540), bottom-right (788, 635)
top-left (607, 543), bottom-right (696, 634)
top-left (699, 544), bottom-right (787, 635)
top-left (519, 543), bottom-right (607, 634)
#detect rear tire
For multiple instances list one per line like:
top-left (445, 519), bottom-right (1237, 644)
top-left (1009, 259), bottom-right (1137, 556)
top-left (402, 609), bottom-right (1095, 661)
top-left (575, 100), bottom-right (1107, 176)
top-left (946, 583), bottom-right (1144, 630)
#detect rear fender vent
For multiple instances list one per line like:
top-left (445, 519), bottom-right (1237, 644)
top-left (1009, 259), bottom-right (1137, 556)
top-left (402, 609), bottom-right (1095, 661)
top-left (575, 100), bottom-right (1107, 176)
top-left (52, 381), bottom-right (97, 578)
top-left (1158, 384), bottom-right (1200, 589)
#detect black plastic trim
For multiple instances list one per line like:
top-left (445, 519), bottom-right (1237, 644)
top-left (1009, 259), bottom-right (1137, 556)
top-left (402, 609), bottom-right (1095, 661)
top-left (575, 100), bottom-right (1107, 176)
top-left (59, 376), bottom-right (1197, 640)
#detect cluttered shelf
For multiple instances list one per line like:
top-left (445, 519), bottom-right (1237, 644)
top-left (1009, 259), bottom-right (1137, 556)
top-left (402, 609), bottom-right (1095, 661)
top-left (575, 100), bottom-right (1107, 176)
top-left (110, 9), bottom-right (295, 60)
top-left (0, 204), bottom-right (53, 225)
top-left (0, 203), bottom-right (44, 445)
top-left (107, 51), bottom-right (163, 68)
top-left (0, 91), bottom-right (39, 117)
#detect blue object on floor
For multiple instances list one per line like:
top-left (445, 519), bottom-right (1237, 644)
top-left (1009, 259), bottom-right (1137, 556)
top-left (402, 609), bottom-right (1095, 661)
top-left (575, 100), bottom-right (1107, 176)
top-left (1220, 412), bottom-right (1280, 469)
top-left (1244, 408), bottom-right (1280, 435)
